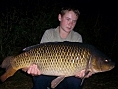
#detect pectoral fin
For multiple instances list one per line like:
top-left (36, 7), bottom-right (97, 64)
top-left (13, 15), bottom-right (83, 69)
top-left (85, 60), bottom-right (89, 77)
top-left (51, 76), bottom-right (65, 89)
top-left (80, 71), bottom-right (90, 86)
top-left (0, 66), bottom-right (17, 82)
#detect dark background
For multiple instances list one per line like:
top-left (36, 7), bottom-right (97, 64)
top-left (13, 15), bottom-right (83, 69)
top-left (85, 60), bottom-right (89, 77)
top-left (0, 0), bottom-right (118, 89)
top-left (0, 0), bottom-right (117, 61)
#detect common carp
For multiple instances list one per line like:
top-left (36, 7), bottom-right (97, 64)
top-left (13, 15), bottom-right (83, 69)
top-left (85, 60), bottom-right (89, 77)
top-left (0, 41), bottom-right (115, 88)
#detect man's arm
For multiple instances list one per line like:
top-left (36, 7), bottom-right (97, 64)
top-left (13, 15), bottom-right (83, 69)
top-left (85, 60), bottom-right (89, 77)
top-left (40, 30), bottom-right (52, 43)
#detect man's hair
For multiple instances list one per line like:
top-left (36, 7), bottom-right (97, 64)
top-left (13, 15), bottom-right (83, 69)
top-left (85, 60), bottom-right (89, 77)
top-left (60, 7), bottom-right (80, 17)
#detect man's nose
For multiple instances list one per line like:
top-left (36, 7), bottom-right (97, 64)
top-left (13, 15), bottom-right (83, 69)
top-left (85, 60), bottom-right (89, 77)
top-left (68, 21), bottom-right (74, 26)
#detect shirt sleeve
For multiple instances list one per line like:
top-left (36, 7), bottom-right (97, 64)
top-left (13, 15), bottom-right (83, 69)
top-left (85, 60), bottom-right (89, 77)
top-left (71, 31), bottom-right (83, 43)
top-left (40, 30), bottom-right (52, 43)
top-left (75, 34), bottom-right (83, 42)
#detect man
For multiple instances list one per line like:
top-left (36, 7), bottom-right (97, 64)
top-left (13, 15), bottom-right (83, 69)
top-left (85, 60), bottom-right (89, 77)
top-left (24, 7), bottom-right (92, 89)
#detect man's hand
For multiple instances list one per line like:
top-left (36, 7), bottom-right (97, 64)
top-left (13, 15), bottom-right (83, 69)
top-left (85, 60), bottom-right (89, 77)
top-left (23, 65), bottom-right (93, 77)
top-left (75, 69), bottom-right (93, 78)
top-left (22, 64), bottom-right (41, 76)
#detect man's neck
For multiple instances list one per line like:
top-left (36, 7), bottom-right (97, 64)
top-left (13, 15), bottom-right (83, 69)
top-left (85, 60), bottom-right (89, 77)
top-left (59, 27), bottom-right (70, 39)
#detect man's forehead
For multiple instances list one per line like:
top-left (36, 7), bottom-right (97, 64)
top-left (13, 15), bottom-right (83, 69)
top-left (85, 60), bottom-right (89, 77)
top-left (63, 11), bottom-right (78, 20)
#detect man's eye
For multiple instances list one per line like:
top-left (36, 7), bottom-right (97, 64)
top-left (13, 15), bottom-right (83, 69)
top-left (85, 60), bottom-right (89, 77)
top-left (67, 18), bottom-right (70, 21)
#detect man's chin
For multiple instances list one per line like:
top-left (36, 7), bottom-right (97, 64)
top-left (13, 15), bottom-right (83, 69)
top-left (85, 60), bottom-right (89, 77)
top-left (62, 27), bottom-right (72, 33)
top-left (65, 28), bottom-right (72, 32)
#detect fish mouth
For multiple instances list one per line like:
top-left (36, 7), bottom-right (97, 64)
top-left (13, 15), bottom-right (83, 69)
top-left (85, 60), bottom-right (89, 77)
top-left (110, 62), bottom-right (115, 69)
top-left (102, 62), bottom-right (115, 72)
top-left (110, 63), bottom-right (115, 70)
top-left (108, 66), bottom-right (115, 71)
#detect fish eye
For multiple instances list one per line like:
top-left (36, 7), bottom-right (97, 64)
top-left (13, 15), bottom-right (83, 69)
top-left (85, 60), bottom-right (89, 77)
top-left (105, 59), bottom-right (109, 62)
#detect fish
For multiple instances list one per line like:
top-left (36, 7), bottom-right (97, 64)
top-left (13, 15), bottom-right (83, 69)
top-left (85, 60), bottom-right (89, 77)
top-left (0, 41), bottom-right (115, 88)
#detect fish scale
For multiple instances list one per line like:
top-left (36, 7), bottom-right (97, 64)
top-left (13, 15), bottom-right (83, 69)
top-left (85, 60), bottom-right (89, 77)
top-left (0, 42), bottom-right (115, 88)
top-left (11, 42), bottom-right (109, 74)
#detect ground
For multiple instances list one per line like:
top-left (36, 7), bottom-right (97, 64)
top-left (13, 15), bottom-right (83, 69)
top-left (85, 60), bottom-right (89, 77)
top-left (0, 67), bottom-right (117, 89)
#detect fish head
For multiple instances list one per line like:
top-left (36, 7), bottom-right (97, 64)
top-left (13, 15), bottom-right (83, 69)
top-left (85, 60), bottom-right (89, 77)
top-left (91, 52), bottom-right (115, 73)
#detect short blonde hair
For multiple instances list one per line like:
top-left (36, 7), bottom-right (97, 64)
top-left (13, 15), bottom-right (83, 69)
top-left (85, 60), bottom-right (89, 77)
top-left (60, 7), bottom-right (80, 17)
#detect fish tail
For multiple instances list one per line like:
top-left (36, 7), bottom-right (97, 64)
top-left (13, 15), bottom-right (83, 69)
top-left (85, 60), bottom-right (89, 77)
top-left (1, 56), bottom-right (14, 70)
top-left (0, 66), bottom-right (17, 82)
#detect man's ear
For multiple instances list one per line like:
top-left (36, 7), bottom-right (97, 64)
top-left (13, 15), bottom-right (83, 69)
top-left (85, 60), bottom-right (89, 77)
top-left (58, 14), bottom-right (62, 21)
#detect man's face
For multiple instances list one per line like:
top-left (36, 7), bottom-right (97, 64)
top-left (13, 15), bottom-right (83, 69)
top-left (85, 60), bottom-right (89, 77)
top-left (58, 11), bottom-right (78, 33)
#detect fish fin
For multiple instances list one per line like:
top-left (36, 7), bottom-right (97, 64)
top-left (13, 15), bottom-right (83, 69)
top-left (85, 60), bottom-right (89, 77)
top-left (80, 71), bottom-right (90, 86)
top-left (22, 67), bottom-right (29, 72)
top-left (23, 44), bottom-right (40, 51)
top-left (80, 56), bottom-right (92, 86)
top-left (0, 66), bottom-right (17, 82)
top-left (51, 76), bottom-right (65, 89)
top-left (0, 56), bottom-right (14, 70)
